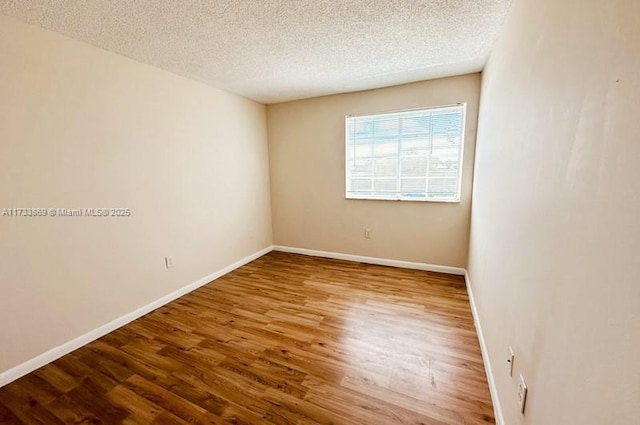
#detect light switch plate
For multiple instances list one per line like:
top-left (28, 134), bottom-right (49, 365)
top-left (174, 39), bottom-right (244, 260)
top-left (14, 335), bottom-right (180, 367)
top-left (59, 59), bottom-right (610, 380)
top-left (508, 346), bottom-right (515, 376)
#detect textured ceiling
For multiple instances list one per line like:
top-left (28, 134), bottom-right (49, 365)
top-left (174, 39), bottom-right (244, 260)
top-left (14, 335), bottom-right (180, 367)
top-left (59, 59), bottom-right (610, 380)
top-left (0, 0), bottom-right (510, 103)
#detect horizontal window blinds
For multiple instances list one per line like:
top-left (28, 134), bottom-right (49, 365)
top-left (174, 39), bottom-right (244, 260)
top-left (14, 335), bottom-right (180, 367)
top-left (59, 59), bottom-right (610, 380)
top-left (346, 104), bottom-right (465, 201)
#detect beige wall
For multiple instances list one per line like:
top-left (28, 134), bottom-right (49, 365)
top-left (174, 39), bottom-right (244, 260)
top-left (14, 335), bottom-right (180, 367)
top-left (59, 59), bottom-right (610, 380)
top-left (469, 0), bottom-right (640, 424)
top-left (267, 75), bottom-right (480, 268)
top-left (0, 16), bottom-right (272, 373)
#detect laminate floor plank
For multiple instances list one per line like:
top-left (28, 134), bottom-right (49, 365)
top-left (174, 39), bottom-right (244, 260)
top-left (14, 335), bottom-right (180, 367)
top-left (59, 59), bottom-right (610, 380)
top-left (0, 251), bottom-right (494, 424)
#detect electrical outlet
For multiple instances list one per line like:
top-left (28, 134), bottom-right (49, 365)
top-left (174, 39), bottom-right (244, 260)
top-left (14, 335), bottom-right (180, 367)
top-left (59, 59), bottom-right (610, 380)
top-left (508, 346), bottom-right (515, 377)
top-left (364, 228), bottom-right (372, 239)
top-left (165, 256), bottom-right (174, 269)
top-left (517, 374), bottom-right (528, 413)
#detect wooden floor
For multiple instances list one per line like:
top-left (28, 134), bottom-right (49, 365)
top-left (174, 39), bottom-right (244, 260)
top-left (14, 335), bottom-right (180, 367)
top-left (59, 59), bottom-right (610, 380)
top-left (0, 252), bottom-right (494, 425)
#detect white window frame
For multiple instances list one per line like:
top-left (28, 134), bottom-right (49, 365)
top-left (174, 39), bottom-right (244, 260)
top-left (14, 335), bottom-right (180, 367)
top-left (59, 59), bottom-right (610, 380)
top-left (344, 103), bottom-right (466, 203)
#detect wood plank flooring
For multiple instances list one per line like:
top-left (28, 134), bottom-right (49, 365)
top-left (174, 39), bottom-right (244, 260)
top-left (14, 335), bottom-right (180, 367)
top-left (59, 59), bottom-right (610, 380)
top-left (0, 251), bottom-right (494, 424)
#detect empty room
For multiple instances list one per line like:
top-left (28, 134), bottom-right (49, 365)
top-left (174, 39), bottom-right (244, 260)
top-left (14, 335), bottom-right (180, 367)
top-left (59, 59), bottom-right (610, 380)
top-left (0, 1), bottom-right (638, 424)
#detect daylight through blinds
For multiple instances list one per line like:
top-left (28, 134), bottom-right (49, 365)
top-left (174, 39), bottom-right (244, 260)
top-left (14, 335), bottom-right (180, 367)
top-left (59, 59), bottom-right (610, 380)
top-left (346, 104), bottom-right (465, 201)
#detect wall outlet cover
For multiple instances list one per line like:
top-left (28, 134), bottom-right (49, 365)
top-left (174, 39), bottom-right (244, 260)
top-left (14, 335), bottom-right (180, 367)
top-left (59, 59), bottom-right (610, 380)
top-left (517, 374), bottom-right (528, 413)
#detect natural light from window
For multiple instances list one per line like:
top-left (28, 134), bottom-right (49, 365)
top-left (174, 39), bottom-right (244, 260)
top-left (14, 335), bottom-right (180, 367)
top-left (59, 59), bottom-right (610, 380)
top-left (345, 104), bottom-right (466, 202)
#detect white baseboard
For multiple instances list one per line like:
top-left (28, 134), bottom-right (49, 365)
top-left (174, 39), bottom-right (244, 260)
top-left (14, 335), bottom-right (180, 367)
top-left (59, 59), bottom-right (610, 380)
top-left (272, 245), bottom-right (466, 275)
top-left (465, 271), bottom-right (505, 425)
top-left (0, 245), bottom-right (274, 388)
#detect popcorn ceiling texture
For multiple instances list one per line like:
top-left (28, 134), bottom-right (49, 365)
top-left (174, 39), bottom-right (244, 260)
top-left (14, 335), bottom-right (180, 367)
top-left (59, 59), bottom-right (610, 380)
top-left (0, 0), bottom-right (510, 103)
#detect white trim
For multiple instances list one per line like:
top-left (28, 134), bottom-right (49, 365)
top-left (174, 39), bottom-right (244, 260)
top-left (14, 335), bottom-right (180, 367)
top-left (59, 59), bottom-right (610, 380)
top-left (0, 245), bottom-right (274, 388)
top-left (345, 194), bottom-right (461, 203)
top-left (465, 270), bottom-right (505, 425)
top-left (272, 245), bottom-right (465, 275)
top-left (345, 103), bottom-right (466, 118)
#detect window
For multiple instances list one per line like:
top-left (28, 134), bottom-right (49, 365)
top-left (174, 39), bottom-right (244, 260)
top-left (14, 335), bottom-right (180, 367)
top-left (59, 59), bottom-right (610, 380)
top-left (345, 104), bottom-right (466, 202)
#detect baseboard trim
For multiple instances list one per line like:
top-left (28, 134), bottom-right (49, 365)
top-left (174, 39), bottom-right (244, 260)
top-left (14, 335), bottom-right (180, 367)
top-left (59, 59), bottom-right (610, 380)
top-left (0, 245), bottom-right (274, 388)
top-left (272, 245), bottom-right (465, 275)
top-left (464, 271), bottom-right (505, 425)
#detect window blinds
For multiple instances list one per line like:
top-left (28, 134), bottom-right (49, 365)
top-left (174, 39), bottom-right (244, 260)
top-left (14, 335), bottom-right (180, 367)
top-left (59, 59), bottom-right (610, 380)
top-left (345, 104), bottom-right (465, 202)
